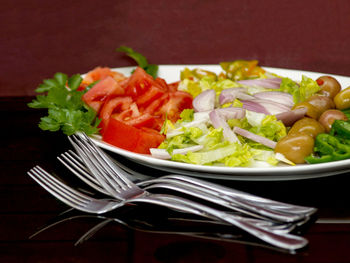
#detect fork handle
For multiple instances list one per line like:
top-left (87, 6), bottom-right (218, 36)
top-left (162, 175), bottom-right (317, 215)
top-left (144, 181), bottom-right (309, 223)
top-left (127, 193), bottom-right (308, 251)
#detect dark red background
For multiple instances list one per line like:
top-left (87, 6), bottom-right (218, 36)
top-left (2, 0), bottom-right (350, 96)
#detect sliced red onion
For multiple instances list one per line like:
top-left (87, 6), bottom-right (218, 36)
top-left (193, 89), bottom-right (216, 112)
top-left (253, 91), bottom-right (294, 108)
top-left (241, 100), bottom-right (270, 115)
top-left (216, 107), bottom-right (246, 120)
top-left (275, 107), bottom-right (307, 127)
top-left (209, 110), bottom-right (240, 144)
top-left (150, 145), bottom-right (204, 159)
top-left (255, 99), bottom-right (291, 115)
top-left (241, 99), bottom-right (291, 115)
top-left (233, 126), bottom-right (277, 149)
top-left (237, 78), bottom-right (282, 89)
top-left (237, 92), bottom-right (255, 100)
top-left (219, 87), bottom-right (251, 105)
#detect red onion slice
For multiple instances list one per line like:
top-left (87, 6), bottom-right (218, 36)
top-left (209, 110), bottom-right (240, 144)
top-left (241, 99), bottom-right (291, 115)
top-left (237, 78), bottom-right (282, 89)
top-left (219, 87), bottom-right (252, 105)
top-left (150, 145), bottom-right (204, 159)
top-left (216, 107), bottom-right (246, 120)
top-left (275, 107), bottom-right (307, 127)
top-left (253, 91), bottom-right (294, 108)
top-left (193, 89), bottom-right (216, 112)
top-left (233, 126), bottom-right (277, 149)
top-left (253, 99), bottom-right (291, 114)
top-left (241, 100), bottom-right (270, 115)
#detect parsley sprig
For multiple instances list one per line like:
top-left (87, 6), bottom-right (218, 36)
top-left (28, 73), bottom-right (100, 135)
top-left (117, 46), bottom-right (158, 78)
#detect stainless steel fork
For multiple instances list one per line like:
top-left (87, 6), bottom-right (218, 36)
top-left (69, 133), bottom-right (309, 250)
top-left (28, 166), bottom-right (296, 234)
top-left (72, 135), bottom-right (317, 217)
top-left (58, 150), bottom-right (301, 233)
top-left (58, 149), bottom-right (313, 224)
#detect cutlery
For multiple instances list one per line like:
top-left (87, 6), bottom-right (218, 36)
top-left (69, 133), bottom-right (309, 250)
top-left (28, 166), bottom-right (297, 234)
top-left (59, 149), bottom-right (313, 224)
top-left (63, 133), bottom-right (317, 220)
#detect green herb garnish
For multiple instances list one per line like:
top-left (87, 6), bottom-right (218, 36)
top-left (117, 46), bottom-right (158, 78)
top-left (28, 73), bottom-right (100, 135)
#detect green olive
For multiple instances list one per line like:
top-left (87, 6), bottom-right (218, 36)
top-left (292, 102), bottom-right (321, 119)
top-left (334, 86), bottom-right (350, 110)
top-left (275, 133), bottom-right (314, 164)
top-left (306, 94), bottom-right (335, 114)
top-left (288, 117), bottom-right (325, 138)
top-left (316, 76), bottom-right (342, 99)
top-left (318, 109), bottom-right (348, 132)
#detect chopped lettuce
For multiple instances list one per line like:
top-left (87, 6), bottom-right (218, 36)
top-left (172, 143), bottom-right (246, 166)
top-left (179, 109), bottom-right (194, 122)
top-left (299, 75), bottom-right (320, 102)
top-left (278, 75), bottom-right (320, 103)
top-left (160, 108), bottom-right (286, 167)
top-left (179, 74), bottom-right (240, 97)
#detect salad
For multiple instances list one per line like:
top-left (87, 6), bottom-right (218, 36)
top-left (28, 47), bottom-right (350, 168)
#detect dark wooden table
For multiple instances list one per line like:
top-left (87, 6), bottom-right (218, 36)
top-left (2, 96), bottom-right (350, 262)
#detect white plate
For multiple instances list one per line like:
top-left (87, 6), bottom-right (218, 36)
top-left (91, 65), bottom-right (350, 181)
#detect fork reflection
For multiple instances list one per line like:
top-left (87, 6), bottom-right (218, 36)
top-left (29, 206), bottom-right (314, 255)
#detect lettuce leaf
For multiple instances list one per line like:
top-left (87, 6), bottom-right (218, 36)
top-left (299, 75), bottom-right (320, 102)
top-left (279, 75), bottom-right (320, 103)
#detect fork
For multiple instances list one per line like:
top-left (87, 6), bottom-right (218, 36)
top-left (74, 134), bottom-right (317, 217)
top-left (58, 150), bottom-right (305, 232)
top-left (59, 149), bottom-right (312, 224)
top-left (69, 133), bottom-right (309, 250)
top-left (28, 166), bottom-right (296, 234)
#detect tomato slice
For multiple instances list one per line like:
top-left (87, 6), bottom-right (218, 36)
top-left (98, 96), bottom-right (133, 133)
top-left (124, 113), bottom-right (155, 128)
top-left (83, 67), bottom-right (126, 85)
top-left (124, 67), bottom-right (154, 98)
top-left (143, 93), bottom-right (169, 115)
top-left (156, 91), bottom-right (193, 122)
top-left (167, 81), bottom-right (180, 92)
top-left (124, 67), bottom-right (167, 107)
top-left (115, 102), bottom-right (140, 121)
top-left (123, 113), bottom-right (164, 130)
top-left (102, 118), bottom-right (164, 154)
top-left (82, 76), bottom-right (125, 113)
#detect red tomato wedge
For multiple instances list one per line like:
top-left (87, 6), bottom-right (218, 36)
top-left (83, 67), bottom-right (126, 85)
top-left (125, 67), bottom-right (167, 107)
top-left (82, 76), bottom-right (125, 113)
top-left (156, 91), bottom-right (193, 122)
top-left (102, 118), bottom-right (165, 154)
top-left (98, 96), bottom-right (133, 133)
